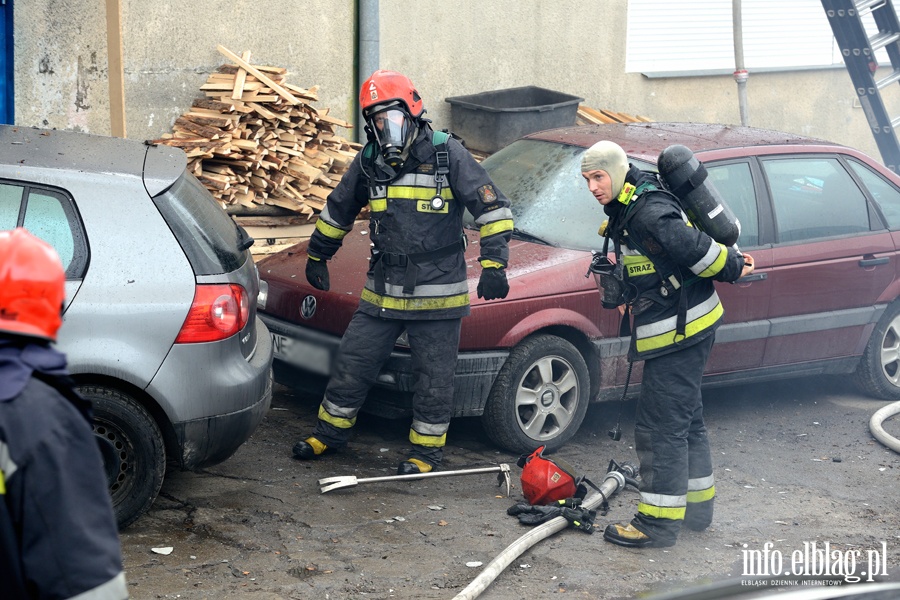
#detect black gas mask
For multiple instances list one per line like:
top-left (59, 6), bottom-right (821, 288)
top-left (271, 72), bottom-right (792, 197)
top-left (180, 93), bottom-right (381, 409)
top-left (365, 103), bottom-right (416, 172)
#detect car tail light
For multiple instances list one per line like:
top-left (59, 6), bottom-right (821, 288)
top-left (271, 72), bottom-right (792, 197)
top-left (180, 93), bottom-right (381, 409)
top-left (175, 284), bottom-right (248, 343)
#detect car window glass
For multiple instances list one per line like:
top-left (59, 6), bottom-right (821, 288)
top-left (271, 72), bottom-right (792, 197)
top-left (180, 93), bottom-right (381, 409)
top-left (707, 162), bottom-right (758, 247)
top-left (480, 140), bottom-right (610, 251)
top-left (761, 157), bottom-right (869, 243)
top-left (22, 190), bottom-right (76, 271)
top-left (0, 183), bottom-right (24, 230)
top-left (152, 172), bottom-right (245, 275)
top-left (847, 158), bottom-right (900, 229)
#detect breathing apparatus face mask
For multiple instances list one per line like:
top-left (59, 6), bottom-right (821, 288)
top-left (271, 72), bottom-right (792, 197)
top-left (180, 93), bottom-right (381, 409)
top-left (366, 105), bottom-right (415, 171)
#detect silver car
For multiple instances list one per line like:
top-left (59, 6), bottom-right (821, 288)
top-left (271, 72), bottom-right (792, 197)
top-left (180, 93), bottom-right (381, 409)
top-left (0, 125), bottom-right (274, 528)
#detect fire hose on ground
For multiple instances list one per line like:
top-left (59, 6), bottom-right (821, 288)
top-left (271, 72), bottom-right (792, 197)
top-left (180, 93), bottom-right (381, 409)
top-left (870, 400), bottom-right (900, 453)
top-left (451, 460), bottom-right (639, 600)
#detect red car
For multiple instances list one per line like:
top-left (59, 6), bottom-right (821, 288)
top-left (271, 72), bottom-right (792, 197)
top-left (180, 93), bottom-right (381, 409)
top-left (258, 122), bottom-right (900, 454)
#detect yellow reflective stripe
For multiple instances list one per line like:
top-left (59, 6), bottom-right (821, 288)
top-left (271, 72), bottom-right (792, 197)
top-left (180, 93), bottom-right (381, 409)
top-left (638, 502), bottom-right (686, 520)
top-left (389, 186), bottom-right (454, 200)
top-left (0, 471), bottom-right (5, 495)
top-left (635, 301), bottom-right (723, 353)
top-left (622, 254), bottom-right (656, 277)
top-left (370, 198), bottom-right (387, 212)
top-left (315, 219), bottom-right (350, 240)
top-left (318, 404), bottom-right (355, 429)
top-left (687, 485), bottom-right (716, 503)
top-left (361, 288), bottom-right (470, 311)
top-left (696, 243), bottom-right (728, 278)
top-left (480, 219), bottom-right (514, 238)
top-left (409, 430), bottom-right (447, 448)
top-left (480, 260), bottom-right (505, 269)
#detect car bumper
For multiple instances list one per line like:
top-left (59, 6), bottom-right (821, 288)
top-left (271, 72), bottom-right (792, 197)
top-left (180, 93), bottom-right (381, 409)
top-left (261, 313), bottom-right (508, 418)
top-left (147, 316), bottom-right (274, 468)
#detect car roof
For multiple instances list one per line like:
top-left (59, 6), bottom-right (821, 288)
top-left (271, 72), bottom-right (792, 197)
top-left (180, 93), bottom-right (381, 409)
top-left (525, 122), bottom-right (845, 163)
top-left (0, 124), bottom-right (186, 195)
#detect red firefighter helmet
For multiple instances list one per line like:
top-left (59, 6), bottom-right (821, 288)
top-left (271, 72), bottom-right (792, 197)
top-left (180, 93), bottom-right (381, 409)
top-left (360, 70), bottom-right (425, 119)
top-left (518, 445), bottom-right (579, 505)
top-left (0, 228), bottom-right (66, 342)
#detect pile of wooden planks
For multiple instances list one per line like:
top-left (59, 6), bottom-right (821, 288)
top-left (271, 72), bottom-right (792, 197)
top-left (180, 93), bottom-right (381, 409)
top-left (149, 45), bottom-right (360, 220)
top-left (577, 105), bottom-right (653, 125)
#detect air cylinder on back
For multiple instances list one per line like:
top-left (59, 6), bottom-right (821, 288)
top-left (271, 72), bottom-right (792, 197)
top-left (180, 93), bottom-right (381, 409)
top-left (657, 144), bottom-right (741, 247)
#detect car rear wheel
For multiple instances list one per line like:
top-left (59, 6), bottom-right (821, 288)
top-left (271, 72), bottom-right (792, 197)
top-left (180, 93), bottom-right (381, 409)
top-left (482, 334), bottom-right (590, 454)
top-left (79, 385), bottom-right (166, 529)
top-left (854, 302), bottom-right (900, 400)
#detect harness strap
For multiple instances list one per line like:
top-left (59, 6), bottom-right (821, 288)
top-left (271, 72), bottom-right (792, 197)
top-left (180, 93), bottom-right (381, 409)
top-left (371, 236), bottom-right (467, 295)
top-left (614, 180), bottom-right (697, 337)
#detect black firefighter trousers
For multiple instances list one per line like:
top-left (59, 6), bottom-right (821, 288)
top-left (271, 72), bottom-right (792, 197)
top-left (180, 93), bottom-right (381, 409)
top-left (632, 333), bottom-right (716, 545)
top-left (311, 309), bottom-right (462, 467)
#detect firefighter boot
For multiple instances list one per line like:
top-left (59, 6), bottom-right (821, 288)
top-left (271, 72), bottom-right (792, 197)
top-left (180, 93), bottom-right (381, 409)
top-left (397, 457), bottom-right (434, 475)
top-left (292, 436), bottom-right (332, 460)
top-left (603, 522), bottom-right (673, 548)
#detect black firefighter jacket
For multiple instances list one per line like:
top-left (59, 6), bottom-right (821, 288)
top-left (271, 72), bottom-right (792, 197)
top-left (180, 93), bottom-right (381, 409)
top-left (0, 342), bottom-right (127, 600)
top-left (606, 166), bottom-right (745, 360)
top-left (308, 125), bottom-right (513, 320)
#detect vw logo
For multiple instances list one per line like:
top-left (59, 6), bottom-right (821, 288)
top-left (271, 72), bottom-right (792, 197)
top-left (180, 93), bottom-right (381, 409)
top-left (300, 295), bottom-right (317, 320)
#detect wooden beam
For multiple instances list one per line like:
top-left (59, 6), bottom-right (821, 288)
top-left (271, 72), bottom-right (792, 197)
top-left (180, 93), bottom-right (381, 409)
top-left (216, 45), bottom-right (300, 105)
top-left (232, 50), bottom-right (251, 100)
top-left (105, 0), bottom-right (126, 137)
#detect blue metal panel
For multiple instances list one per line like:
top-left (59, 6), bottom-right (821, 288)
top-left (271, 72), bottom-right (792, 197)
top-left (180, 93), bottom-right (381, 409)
top-left (0, 0), bottom-right (12, 124)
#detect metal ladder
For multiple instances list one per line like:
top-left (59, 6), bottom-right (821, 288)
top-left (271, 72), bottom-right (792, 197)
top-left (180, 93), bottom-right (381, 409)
top-left (822, 0), bottom-right (900, 173)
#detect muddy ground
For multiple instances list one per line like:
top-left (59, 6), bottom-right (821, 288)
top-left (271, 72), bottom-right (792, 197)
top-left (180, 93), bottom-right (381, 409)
top-left (119, 375), bottom-right (900, 599)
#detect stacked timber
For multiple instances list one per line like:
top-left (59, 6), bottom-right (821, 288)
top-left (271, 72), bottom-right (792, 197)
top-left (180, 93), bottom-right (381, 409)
top-left (577, 105), bottom-right (653, 125)
top-left (149, 45), bottom-right (360, 223)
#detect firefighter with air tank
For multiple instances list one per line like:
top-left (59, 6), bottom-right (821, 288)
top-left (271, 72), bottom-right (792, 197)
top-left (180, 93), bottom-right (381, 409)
top-left (582, 141), bottom-right (755, 548)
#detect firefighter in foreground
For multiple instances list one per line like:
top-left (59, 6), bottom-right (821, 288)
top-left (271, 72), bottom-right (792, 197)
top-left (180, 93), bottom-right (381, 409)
top-left (293, 70), bottom-right (513, 475)
top-left (581, 141), bottom-right (754, 548)
top-left (0, 228), bottom-right (128, 599)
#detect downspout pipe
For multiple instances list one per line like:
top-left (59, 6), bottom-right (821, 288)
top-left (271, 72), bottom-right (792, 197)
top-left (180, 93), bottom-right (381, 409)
top-left (357, 0), bottom-right (379, 143)
top-left (733, 0), bottom-right (750, 126)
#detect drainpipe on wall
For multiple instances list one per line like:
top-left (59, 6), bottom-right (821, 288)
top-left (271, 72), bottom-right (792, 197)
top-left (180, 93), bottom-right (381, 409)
top-left (357, 0), bottom-right (379, 143)
top-left (733, 0), bottom-right (749, 126)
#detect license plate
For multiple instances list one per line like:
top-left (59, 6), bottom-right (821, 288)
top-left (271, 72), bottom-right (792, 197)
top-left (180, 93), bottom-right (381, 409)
top-left (272, 333), bottom-right (331, 376)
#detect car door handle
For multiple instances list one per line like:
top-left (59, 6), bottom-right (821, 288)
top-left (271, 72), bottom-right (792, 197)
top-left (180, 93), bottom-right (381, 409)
top-left (737, 272), bottom-right (767, 283)
top-left (859, 257), bottom-right (889, 267)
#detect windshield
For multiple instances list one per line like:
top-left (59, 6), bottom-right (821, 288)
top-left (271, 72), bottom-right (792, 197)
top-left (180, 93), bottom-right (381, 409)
top-left (475, 139), bottom-right (654, 252)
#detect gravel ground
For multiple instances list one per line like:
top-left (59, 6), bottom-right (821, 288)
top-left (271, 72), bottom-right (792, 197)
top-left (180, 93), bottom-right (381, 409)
top-left (119, 375), bottom-right (900, 599)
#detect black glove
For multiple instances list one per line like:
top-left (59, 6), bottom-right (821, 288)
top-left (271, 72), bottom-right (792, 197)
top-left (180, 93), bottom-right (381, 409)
top-left (507, 502), bottom-right (561, 525)
top-left (507, 501), bottom-right (596, 533)
top-left (477, 267), bottom-right (509, 300)
top-left (306, 257), bottom-right (330, 291)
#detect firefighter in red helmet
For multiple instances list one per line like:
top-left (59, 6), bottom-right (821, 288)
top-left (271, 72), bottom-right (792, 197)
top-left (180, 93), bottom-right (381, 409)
top-left (0, 228), bottom-right (128, 600)
top-left (294, 70), bottom-right (514, 475)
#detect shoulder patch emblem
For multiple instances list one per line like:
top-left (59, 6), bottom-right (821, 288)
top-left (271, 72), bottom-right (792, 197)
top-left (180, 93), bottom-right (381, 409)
top-left (479, 184), bottom-right (498, 203)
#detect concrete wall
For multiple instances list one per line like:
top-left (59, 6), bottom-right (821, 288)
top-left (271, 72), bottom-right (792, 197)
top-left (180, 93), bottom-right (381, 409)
top-left (15, 0), bottom-right (356, 142)
top-left (14, 0), bottom-right (896, 166)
